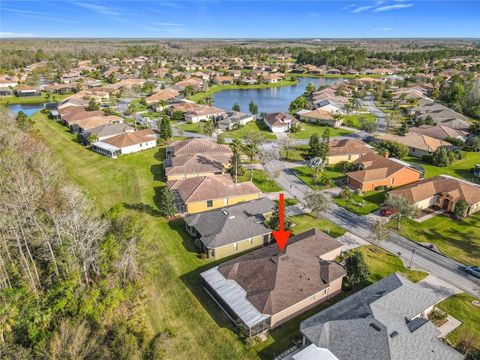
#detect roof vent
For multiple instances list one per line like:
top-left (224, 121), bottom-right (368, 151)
top-left (229, 215), bottom-right (235, 220)
top-left (390, 331), bottom-right (399, 338)
top-left (221, 209), bottom-right (228, 215)
top-left (369, 323), bottom-right (382, 332)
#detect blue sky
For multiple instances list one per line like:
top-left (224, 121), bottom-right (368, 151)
top-left (1, 1), bottom-right (479, 38)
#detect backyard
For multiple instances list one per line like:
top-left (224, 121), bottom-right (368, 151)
top-left (405, 152), bottom-right (480, 183)
top-left (290, 122), bottom-right (353, 140)
top-left (341, 113), bottom-right (376, 130)
top-left (224, 120), bottom-right (277, 140)
top-left (394, 213), bottom-right (480, 266)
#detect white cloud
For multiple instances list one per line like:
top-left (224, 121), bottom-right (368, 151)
top-left (0, 31), bottom-right (38, 38)
top-left (74, 2), bottom-right (122, 16)
top-left (154, 22), bottom-right (184, 27)
top-left (352, 5), bottom-right (375, 13)
top-left (373, 27), bottom-right (393, 32)
top-left (373, 3), bottom-right (412, 12)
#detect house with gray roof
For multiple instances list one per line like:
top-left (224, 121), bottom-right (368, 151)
top-left (184, 197), bottom-right (274, 259)
top-left (294, 273), bottom-right (462, 360)
top-left (77, 123), bottom-right (134, 145)
top-left (215, 110), bottom-right (255, 130)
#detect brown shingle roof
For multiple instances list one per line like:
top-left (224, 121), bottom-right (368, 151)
top-left (218, 229), bottom-right (345, 315)
top-left (347, 152), bottom-right (418, 183)
top-left (328, 139), bottom-right (373, 157)
top-left (264, 112), bottom-right (297, 127)
top-left (167, 175), bottom-right (260, 203)
top-left (169, 139), bottom-right (232, 157)
top-left (389, 175), bottom-right (480, 206)
top-left (102, 129), bottom-right (156, 148)
top-left (165, 153), bottom-right (230, 176)
top-left (145, 89), bottom-right (179, 103)
top-left (75, 115), bottom-right (122, 130)
top-left (301, 109), bottom-right (334, 120)
top-left (377, 133), bottom-right (452, 153)
top-left (409, 125), bottom-right (469, 141)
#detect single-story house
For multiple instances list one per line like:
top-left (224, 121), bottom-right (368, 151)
top-left (168, 101), bottom-right (203, 115)
top-left (389, 175), bottom-right (480, 216)
top-left (263, 112), bottom-right (298, 133)
top-left (92, 129), bottom-right (157, 158)
top-left (184, 197), bottom-right (275, 260)
top-left (212, 76), bottom-right (235, 85)
top-left (45, 83), bottom-right (77, 94)
top-left (145, 89), bottom-right (180, 106)
top-left (298, 109), bottom-right (342, 128)
top-left (346, 152), bottom-right (423, 191)
top-left (72, 115), bottom-right (123, 134)
top-left (77, 123), bottom-right (134, 145)
top-left (377, 133), bottom-right (454, 158)
top-left (184, 105), bottom-right (226, 123)
top-left (167, 175), bottom-right (260, 214)
top-left (166, 138), bottom-right (232, 160)
top-left (201, 229), bottom-right (346, 336)
top-left (409, 125), bottom-right (470, 142)
top-left (327, 139), bottom-right (373, 165)
top-left (216, 111), bottom-right (255, 130)
top-left (264, 73), bottom-right (284, 83)
top-left (15, 86), bottom-right (40, 97)
top-left (0, 87), bottom-right (14, 97)
top-left (164, 153), bottom-right (231, 181)
top-left (312, 98), bottom-right (347, 115)
top-left (298, 273), bottom-right (462, 360)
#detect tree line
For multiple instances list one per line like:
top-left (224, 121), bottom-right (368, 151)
top-left (0, 108), bottom-right (165, 359)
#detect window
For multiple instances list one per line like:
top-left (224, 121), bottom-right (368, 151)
top-left (207, 200), bottom-right (213, 208)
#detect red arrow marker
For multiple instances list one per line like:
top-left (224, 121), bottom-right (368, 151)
top-left (272, 193), bottom-right (291, 251)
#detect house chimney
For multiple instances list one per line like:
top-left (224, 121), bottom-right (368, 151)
top-left (319, 259), bottom-right (331, 284)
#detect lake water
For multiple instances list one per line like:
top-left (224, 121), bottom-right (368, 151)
top-left (212, 77), bottom-right (348, 114)
top-left (7, 103), bottom-right (45, 116)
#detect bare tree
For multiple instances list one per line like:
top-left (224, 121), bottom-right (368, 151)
top-left (278, 135), bottom-right (296, 161)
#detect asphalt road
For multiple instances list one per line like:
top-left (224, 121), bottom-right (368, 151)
top-left (263, 153), bottom-right (480, 298)
top-left (361, 95), bottom-right (387, 129)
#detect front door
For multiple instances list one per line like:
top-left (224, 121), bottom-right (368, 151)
top-left (442, 198), bottom-right (450, 211)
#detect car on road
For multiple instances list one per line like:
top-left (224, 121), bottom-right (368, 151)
top-left (462, 266), bottom-right (480, 278)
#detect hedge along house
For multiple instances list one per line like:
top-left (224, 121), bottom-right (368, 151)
top-left (167, 175), bottom-right (261, 214)
top-left (388, 175), bottom-right (480, 216)
top-left (200, 229), bottom-right (346, 337)
top-left (184, 198), bottom-right (275, 260)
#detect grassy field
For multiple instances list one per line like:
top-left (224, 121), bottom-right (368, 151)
top-left (291, 122), bottom-right (353, 139)
top-left (0, 93), bottom-right (70, 106)
top-left (292, 165), bottom-right (345, 190)
top-left (239, 169), bottom-right (282, 193)
top-left (334, 190), bottom-right (385, 215)
top-left (30, 112), bottom-right (259, 360)
top-left (224, 120), bottom-right (277, 140)
top-left (393, 213), bottom-right (480, 265)
top-left (437, 293), bottom-right (480, 356)
top-left (280, 145), bottom-right (309, 162)
top-left (342, 113), bottom-right (376, 130)
top-left (189, 80), bottom-right (298, 102)
top-left (177, 122), bottom-right (203, 134)
top-left (405, 152), bottom-right (480, 183)
top-left (291, 214), bottom-right (346, 238)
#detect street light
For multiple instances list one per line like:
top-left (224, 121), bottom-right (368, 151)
top-left (409, 249), bottom-right (416, 270)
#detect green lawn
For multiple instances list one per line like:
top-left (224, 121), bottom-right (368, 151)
top-left (334, 190), bottom-right (385, 216)
top-left (290, 122), bottom-right (353, 139)
top-left (0, 93), bottom-right (70, 106)
top-left (437, 293), bottom-right (480, 357)
top-left (188, 80), bottom-right (298, 102)
top-left (177, 122), bottom-right (203, 134)
top-left (274, 198), bottom-right (299, 207)
top-left (291, 214), bottom-right (346, 238)
top-left (280, 145), bottom-right (309, 162)
top-left (292, 165), bottom-right (344, 190)
top-left (405, 152), bottom-right (480, 183)
top-left (393, 213), bottom-right (480, 265)
top-left (342, 113), bottom-right (376, 130)
top-left (224, 120), bottom-right (277, 141)
top-left (30, 112), bottom-right (258, 360)
top-left (239, 169), bottom-right (282, 193)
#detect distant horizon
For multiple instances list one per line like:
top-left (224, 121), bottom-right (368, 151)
top-left (1, 37), bottom-right (479, 41)
top-left (1, 1), bottom-right (479, 39)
